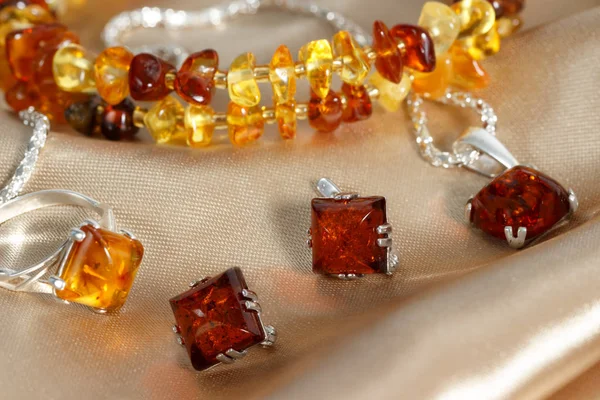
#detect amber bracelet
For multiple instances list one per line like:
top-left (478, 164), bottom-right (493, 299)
top-left (0, 0), bottom-right (524, 147)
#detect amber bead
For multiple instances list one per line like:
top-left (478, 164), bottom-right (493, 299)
top-left (340, 83), bottom-right (372, 123)
top-left (332, 31), bottom-right (370, 86)
top-left (412, 53), bottom-right (452, 98)
top-left (308, 90), bottom-right (343, 133)
top-left (227, 102), bottom-right (264, 146)
top-left (485, 0), bottom-right (523, 17)
top-left (227, 52), bottom-right (261, 107)
top-left (496, 16), bottom-right (522, 38)
top-left (0, 51), bottom-right (15, 90)
top-left (6, 23), bottom-right (78, 81)
top-left (100, 98), bottom-right (139, 140)
top-left (185, 105), bottom-right (215, 147)
top-left (466, 23), bottom-right (501, 60)
top-left (64, 95), bottom-right (102, 136)
top-left (451, 0), bottom-right (496, 37)
top-left (38, 88), bottom-right (84, 123)
top-left (275, 101), bottom-right (296, 140)
top-left (0, 4), bottom-right (54, 46)
top-left (372, 20), bottom-right (403, 84)
top-left (449, 45), bottom-right (490, 89)
top-left (144, 95), bottom-right (185, 144)
top-left (0, 0), bottom-right (49, 11)
top-left (390, 24), bottom-right (436, 73)
top-left (369, 72), bottom-right (412, 112)
top-left (418, 2), bottom-right (460, 56)
top-left (269, 44), bottom-right (296, 105)
top-left (94, 46), bottom-right (134, 105)
top-left (299, 39), bottom-right (333, 99)
top-left (175, 49), bottom-right (218, 106)
top-left (128, 53), bottom-right (175, 101)
top-left (52, 43), bottom-right (96, 93)
top-left (5, 80), bottom-right (40, 112)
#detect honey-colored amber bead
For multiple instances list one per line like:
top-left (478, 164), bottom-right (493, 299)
top-left (341, 83), bottom-right (372, 122)
top-left (372, 21), bottom-right (403, 84)
top-left (308, 89), bottom-right (342, 133)
top-left (94, 46), bottom-right (133, 105)
top-left (129, 53), bottom-right (175, 101)
top-left (6, 23), bottom-right (78, 81)
top-left (332, 31), bottom-right (370, 86)
top-left (175, 49), bottom-right (218, 106)
top-left (369, 72), bottom-right (411, 112)
top-left (299, 39), bottom-right (333, 99)
top-left (0, 5), bottom-right (54, 46)
top-left (144, 95), bottom-right (185, 144)
top-left (101, 98), bottom-right (139, 140)
top-left (451, 0), bottom-right (496, 37)
top-left (412, 53), bottom-right (452, 98)
top-left (449, 44), bottom-right (490, 89)
top-left (465, 23), bottom-right (500, 60)
top-left (185, 105), bottom-right (215, 147)
top-left (227, 102), bottom-right (264, 146)
top-left (390, 24), bottom-right (436, 73)
top-left (275, 101), bottom-right (296, 140)
top-left (269, 44), bottom-right (296, 105)
top-left (227, 52), bottom-right (261, 108)
top-left (495, 15), bottom-right (521, 38)
top-left (418, 2), bottom-right (461, 56)
top-left (5, 80), bottom-right (40, 112)
top-left (52, 43), bottom-right (96, 93)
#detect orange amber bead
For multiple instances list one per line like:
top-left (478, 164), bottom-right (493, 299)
top-left (227, 102), bottom-right (264, 146)
top-left (275, 101), bottom-right (296, 140)
top-left (94, 46), bottom-right (134, 105)
top-left (0, 51), bottom-right (15, 90)
top-left (390, 24), bottom-right (436, 73)
top-left (341, 83), bottom-right (372, 123)
top-left (128, 53), bottom-right (175, 101)
top-left (5, 80), bottom-right (40, 112)
top-left (175, 49), bottom-right (218, 106)
top-left (39, 88), bottom-right (85, 123)
top-left (412, 53), bottom-right (452, 99)
top-left (308, 89), bottom-right (343, 133)
top-left (0, 0), bottom-right (49, 11)
top-left (6, 23), bottom-right (78, 81)
top-left (372, 20), bottom-right (403, 84)
top-left (449, 45), bottom-right (490, 89)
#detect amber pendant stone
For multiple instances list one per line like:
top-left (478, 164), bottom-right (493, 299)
top-left (56, 225), bottom-right (144, 311)
top-left (170, 267), bottom-right (266, 372)
top-left (469, 166), bottom-right (572, 242)
top-left (128, 53), bottom-right (175, 101)
top-left (311, 197), bottom-right (388, 275)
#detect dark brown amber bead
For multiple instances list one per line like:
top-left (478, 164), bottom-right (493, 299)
top-left (341, 83), bottom-right (372, 123)
top-left (0, 0), bottom-right (49, 11)
top-left (390, 24), bottom-right (436, 73)
top-left (100, 98), bottom-right (139, 140)
top-left (65, 96), bottom-right (102, 136)
top-left (5, 81), bottom-right (40, 112)
top-left (470, 166), bottom-right (571, 242)
top-left (372, 20), bottom-right (403, 84)
top-left (308, 89), bottom-right (343, 133)
top-left (174, 49), bottom-right (218, 106)
top-left (128, 53), bottom-right (175, 101)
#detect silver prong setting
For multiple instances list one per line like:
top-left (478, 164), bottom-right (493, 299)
top-left (189, 277), bottom-right (210, 288)
top-left (333, 273), bottom-right (364, 280)
top-left (242, 289), bottom-right (258, 302)
top-left (377, 238), bottom-right (392, 247)
top-left (568, 189), bottom-right (579, 214)
top-left (119, 229), bottom-right (136, 240)
top-left (377, 223), bottom-right (392, 235)
top-left (216, 353), bottom-right (236, 364)
top-left (176, 336), bottom-right (185, 346)
top-left (245, 300), bottom-right (262, 313)
top-left (82, 219), bottom-right (100, 229)
top-left (261, 325), bottom-right (277, 347)
top-left (333, 192), bottom-right (359, 200)
top-left (70, 228), bottom-right (86, 242)
top-left (48, 275), bottom-right (66, 290)
top-left (504, 226), bottom-right (527, 249)
top-left (465, 197), bottom-right (473, 224)
top-left (225, 349), bottom-right (247, 360)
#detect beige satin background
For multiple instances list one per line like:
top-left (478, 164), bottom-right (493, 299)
top-left (1, 1), bottom-right (600, 399)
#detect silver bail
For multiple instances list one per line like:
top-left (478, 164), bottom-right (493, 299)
top-left (453, 127), bottom-right (519, 178)
top-left (315, 178), bottom-right (342, 198)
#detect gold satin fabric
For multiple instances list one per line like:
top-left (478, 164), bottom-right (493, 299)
top-left (1, 1), bottom-right (600, 399)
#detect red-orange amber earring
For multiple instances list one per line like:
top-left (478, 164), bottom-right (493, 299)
top-left (407, 91), bottom-right (578, 249)
top-left (170, 267), bottom-right (276, 371)
top-left (308, 178), bottom-right (398, 279)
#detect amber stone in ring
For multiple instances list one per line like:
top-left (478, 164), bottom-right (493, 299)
top-left (128, 53), bottom-right (176, 101)
top-left (469, 166), bottom-right (571, 242)
top-left (174, 49), bottom-right (218, 106)
top-left (170, 267), bottom-right (265, 371)
top-left (311, 197), bottom-right (388, 275)
top-left (56, 225), bottom-right (144, 311)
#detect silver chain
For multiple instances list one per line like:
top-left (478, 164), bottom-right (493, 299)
top-left (406, 90), bottom-right (498, 169)
top-left (0, 107), bottom-right (50, 204)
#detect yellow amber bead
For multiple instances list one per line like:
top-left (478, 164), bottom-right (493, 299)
top-left (299, 39), bottom-right (333, 99)
top-left (449, 45), bottom-right (490, 90)
top-left (185, 105), bottom-right (215, 148)
top-left (412, 53), bottom-right (452, 98)
top-left (496, 16), bottom-right (522, 38)
top-left (369, 72), bottom-right (411, 112)
top-left (227, 102), bottom-right (264, 146)
top-left (52, 43), bottom-right (96, 93)
top-left (144, 95), bottom-right (186, 144)
top-left (451, 0), bottom-right (496, 37)
top-left (275, 101), bottom-right (296, 140)
top-left (0, 5), bottom-right (54, 46)
top-left (269, 44), bottom-right (296, 105)
top-left (332, 31), bottom-right (370, 86)
top-left (418, 2), bottom-right (461, 56)
top-left (466, 23), bottom-right (501, 60)
top-left (94, 46), bottom-right (134, 105)
top-left (227, 52), bottom-right (261, 107)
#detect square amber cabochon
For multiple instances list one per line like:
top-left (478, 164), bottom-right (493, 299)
top-left (311, 196), bottom-right (388, 275)
top-left (56, 225), bottom-right (144, 311)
